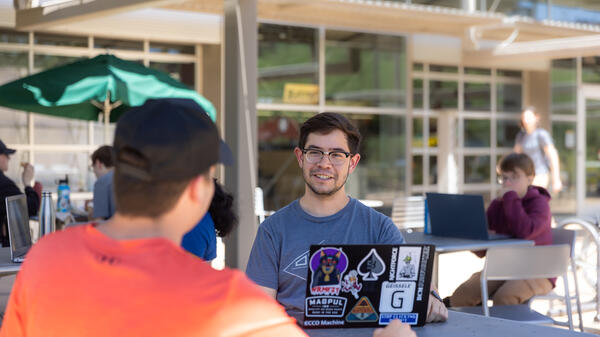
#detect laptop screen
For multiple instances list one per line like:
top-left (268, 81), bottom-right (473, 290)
top-left (303, 244), bottom-right (435, 328)
top-left (5, 195), bottom-right (32, 260)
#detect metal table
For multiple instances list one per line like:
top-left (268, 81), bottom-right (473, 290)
top-left (0, 248), bottom-right (21, 277)
top-left (402, 230), bottom-right (534, 286)
top-left (304, 311), bottom-right (593, 337)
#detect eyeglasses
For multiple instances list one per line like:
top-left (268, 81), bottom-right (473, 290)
top-left (496, 174), bottom-right (523, 184)
top-left (302, 148), bottom-right (352, 166)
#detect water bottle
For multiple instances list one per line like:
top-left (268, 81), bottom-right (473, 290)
top-left (56, 176), bottom-right (71, 213)
top-left (424, 198), bottom-right (431, 234)
top-left (39, 192), bottom-right (56, 238)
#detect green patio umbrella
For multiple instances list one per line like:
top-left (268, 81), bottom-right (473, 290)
top-left (0, 54), bottom-right (216, 143)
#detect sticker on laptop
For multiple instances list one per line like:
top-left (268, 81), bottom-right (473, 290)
top-left (309, 247), bottom-right (349, 296)
top-left (341, 270), bottom-right (362, 299)
top-left (357, 248), bottom-right (385, 281)
top-left (396, 247), bottom-right (422, 281)
top-left (346, 296), bottom-right (378, 322)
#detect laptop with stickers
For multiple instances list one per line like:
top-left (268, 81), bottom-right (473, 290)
top-left (303, 244), bottom-right (435, 328)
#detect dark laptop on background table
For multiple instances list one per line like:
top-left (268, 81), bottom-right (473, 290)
top-left (5, 194), bottom-right (33, 263)
top-left (303, 244), bottom-right (435, 329)
top-left (425, 193), bottom-right (510, 241)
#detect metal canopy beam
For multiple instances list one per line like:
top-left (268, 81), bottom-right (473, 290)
top-left (15, 0), bottom-right (178, 30)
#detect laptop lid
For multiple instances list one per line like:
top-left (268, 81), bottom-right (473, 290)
top-left (303, 244), bottom-right (435, 328)
top-left (425, 192), bottom-right (491, 240)
top-left (5, 194), bottom-right (32, 262)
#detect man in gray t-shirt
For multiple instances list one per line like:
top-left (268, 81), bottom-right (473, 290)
top-left (514, 107), bottom-right (562, 193)
top-left (91, 146), bottom-right (116, 220)
top-left (246, 112), bottom-right (447, 324)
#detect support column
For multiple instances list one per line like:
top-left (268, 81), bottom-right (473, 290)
top-left (223, 0), bottom-right (258, 271)
top-left (437, 110), bottom-right (458, 194)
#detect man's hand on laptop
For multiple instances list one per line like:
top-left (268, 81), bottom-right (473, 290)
top-left (426, 288), bottom-right (448, 323)
top-left (372, 319), bottom-right (416, 337)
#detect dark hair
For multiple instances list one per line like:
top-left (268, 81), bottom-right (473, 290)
top-left (113, 168), bottom-right (207, 218)
top-left (210, 180), bottom-right (237, 237)
top-left (499, 153), bottom-right (535, 177)
top-left (298, 113), bottom-right (362, 154)
top-left (91, 145), bottom-right (114, 168)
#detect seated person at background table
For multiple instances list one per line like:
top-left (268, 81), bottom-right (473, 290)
top-left (446, 152), bottom-right (553, 307)
top-left (246, 112), bottom-right (448, 324)
top-left (0, 139), bottom-right (40, 247)
top-left (0, 99), bottom-right (415, 337)
top-left (181, 179), bottom-right (237, 260)
top-left (90, 145), bottom-right (116, 220)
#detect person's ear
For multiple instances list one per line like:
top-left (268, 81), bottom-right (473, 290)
top-left (348, 153), bottom-right (361, 174)
top-left (294, 147), bottom-right (304, 168)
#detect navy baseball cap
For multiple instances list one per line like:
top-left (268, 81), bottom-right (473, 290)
top-left (113, 98), bottom-right (233, 182)
top-left (0, 140), bottom-right (16, 156)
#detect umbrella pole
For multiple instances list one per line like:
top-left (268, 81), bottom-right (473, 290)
top-left (104, 92), bottom-right (112, 145)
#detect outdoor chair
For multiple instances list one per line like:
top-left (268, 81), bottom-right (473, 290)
top-left (528, 228), bottom-right (584, 331)
top-left (391, 196), bottom-right (425, 230)
top-left (450, 244), bottom-right (574, 330)
top-left (255, 187), bottom-right (275, 224)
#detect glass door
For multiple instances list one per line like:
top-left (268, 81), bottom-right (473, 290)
top-left (583, 98), bottom-right (600, 215)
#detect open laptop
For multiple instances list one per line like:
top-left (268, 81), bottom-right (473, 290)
top-left (303, 244), bottom-right (435, 328)
top-left (425, 192), bottom-right (510, 240)
top-left (5, 194), bottom-right (33, 263)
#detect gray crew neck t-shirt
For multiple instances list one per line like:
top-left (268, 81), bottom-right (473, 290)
top-left (515, 128), bottom-right (553, 175)
top-left (246, 197), bottom-right (405, 322)
top-left (92, 170), bottom-right (115, 219)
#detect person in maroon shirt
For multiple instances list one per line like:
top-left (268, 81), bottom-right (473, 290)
top-left (446, 152), bottom-right (553, 307)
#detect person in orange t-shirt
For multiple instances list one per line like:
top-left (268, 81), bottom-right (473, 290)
top-left (0, 99), bottom-right (415, 337)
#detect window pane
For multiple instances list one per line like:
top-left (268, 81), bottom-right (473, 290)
top-left (94, 122), bottom-right (115, 146)
top-left (35, 152), bottom-right (92, 193)
top-left (481, 0), bottom-right (546, 19)
top-left (412, 156), bottom-right (423, 185)
top-left (95, 38), bottom-right (143, 51)
top-left (0, 28), bottom-right (28, 44)
top-left (496, 83), bottom-right (522, 113)
top-left (582, 57), bottom-right (600, 84)
top-left (551, 121), bottom-right (576, 213)
top-left (551, 58), bottom-right (577, 115)
top-left (413, 63), bottom-right (424, 72)
top-left (258, 111), bottom-right (406, 210)
top-left (465, 67), bottom-right (490, 76)
top-left (412, 117), bottom-right (423, 148)
top-left (430, 155), bottom-right (438, 185)
top-left (413, 79), bottom-right (423, 109)
top-left (411, 0), bottom-right (461, 8)
top-left (35, 115), bottom-right (88, 145)
top-left (429, 117), bottom-right (438, 148)
top-left (430, 64), bottom-right (458, 73)
top-left (464, 119), bottom-right (490, 147)
top-left (34, 32), bottom-right (87, 47)
top-left (33, 55), bottom-right (83, 73)
top-left (258, 24), bottom-right (318, 105)
top-left (464, 82), bottom-right (491, 111)
top-left (464, 156), bottom-right (490, 184)
top-left (497, 69), bottom-right (522, 78)
top-left (326, 30), bottom-right (406, 107)
top-left (149, 42), bottom-right (195, 54)
top-left (496, 119), bottom-right (520, 148)
top-left (149, 62), bottom-right (195, 88)
top-left (430, 80), bottom-right (458, 109)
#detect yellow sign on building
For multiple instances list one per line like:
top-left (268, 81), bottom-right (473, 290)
top-left (283, 83), bottom-right (319, 104)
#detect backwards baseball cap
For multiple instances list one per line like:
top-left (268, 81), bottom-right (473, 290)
top-left (113, 98), bottom-right (233, 182)
top-left (0, 139), bottom-right (16, 156)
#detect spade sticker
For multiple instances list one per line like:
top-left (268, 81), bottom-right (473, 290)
top-left (357, 248), bottom-right (385, 281)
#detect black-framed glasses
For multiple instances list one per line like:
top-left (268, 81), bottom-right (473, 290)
top-left (302, 148), bottom-right (352, 165)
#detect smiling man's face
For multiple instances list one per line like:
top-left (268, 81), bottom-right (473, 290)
top-left (295, 129), bottom-right (360, 197)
